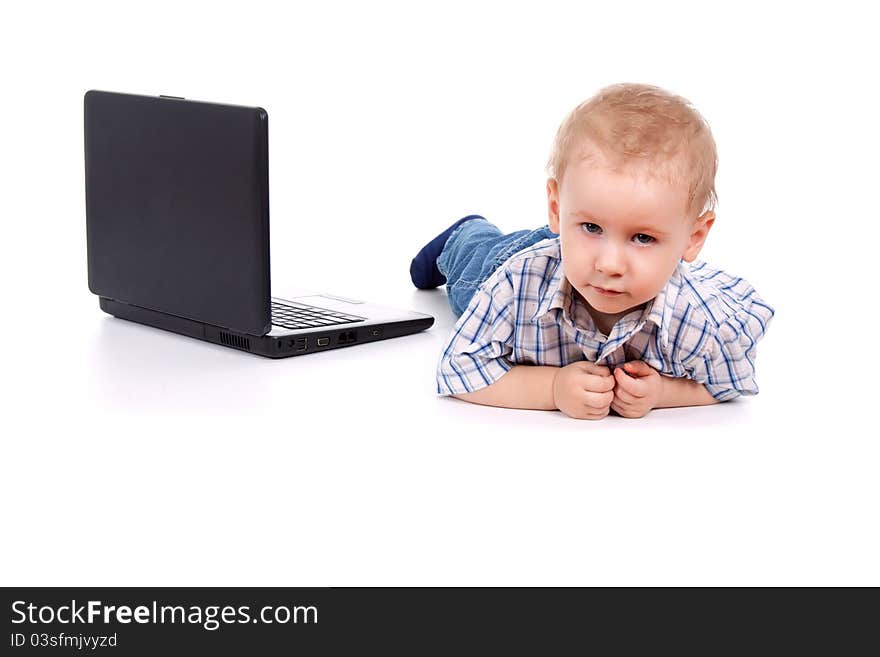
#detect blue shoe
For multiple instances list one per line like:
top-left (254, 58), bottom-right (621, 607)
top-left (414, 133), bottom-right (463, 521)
top-left (410, 215), bottom-right (483, 289)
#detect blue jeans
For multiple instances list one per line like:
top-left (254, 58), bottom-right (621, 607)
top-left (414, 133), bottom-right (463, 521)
top-left (437, 216), bottom-right (557, 317)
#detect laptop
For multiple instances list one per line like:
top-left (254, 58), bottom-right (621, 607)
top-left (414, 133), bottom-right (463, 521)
top-left (84, 90), bottom-right (434, 358)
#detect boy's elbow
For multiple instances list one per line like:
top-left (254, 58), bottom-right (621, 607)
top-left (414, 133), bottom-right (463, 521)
top-left (451, 386), bottom-right (498, 406)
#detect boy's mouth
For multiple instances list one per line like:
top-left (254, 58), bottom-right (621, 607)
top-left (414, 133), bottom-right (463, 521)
top-left (591, 285), bottom-right (623, 296)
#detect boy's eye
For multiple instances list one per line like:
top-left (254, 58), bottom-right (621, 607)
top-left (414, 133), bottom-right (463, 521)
top-left (580, 223), bottom-right (655, 245)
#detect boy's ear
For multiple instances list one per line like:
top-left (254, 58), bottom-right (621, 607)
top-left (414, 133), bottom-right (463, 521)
top-left (682, 210), bottom-right (715, 262)
top-left (547, 178), bottom-right (561, 234)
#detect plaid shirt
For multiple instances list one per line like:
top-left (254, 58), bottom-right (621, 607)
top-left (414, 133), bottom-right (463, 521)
top-left (436, 237), bottom-right (774, 401)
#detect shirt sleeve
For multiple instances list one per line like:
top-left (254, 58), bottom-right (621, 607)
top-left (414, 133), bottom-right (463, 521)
top-left (685, 293), bottom-right (775, 402)
top-left (436, 269), bottom-right (517, 396)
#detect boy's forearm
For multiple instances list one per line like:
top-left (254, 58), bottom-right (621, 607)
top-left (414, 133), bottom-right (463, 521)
top-left (450, 367), bottom-right (718, 413)
top-left (656, 375), bottom-right (719, 409)
top-left (452, 365), bottom-right (557, 411)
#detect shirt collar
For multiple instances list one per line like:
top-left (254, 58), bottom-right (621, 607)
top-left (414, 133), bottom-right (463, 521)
top-left (530, 259), bottom-right (569, 323)
top-left (634, 260), bottom-right (685, 349)
top-left (530, 258), bottom-right (685, 348)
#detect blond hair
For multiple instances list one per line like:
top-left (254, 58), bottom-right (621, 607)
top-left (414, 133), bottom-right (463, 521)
top-left (548, 83), bottom-right (718, 219)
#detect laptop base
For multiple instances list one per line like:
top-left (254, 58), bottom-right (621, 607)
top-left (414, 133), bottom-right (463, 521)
top-left (99, 298), bottom-right (433, 359)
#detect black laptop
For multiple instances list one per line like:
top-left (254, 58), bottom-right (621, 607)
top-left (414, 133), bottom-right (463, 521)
top-left (84, 90), bottom-right (433, 358)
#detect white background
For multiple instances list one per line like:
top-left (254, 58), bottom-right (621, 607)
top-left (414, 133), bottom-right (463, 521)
top-left (2, 1), bottom-right (877, 586)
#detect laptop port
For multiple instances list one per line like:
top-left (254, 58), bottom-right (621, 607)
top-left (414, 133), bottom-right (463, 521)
top-left (317, 337), bottom-right (330, 347)
top-left (337, 330), bottom-right (357, 345)
top-left (294, 337), bottom-right (307, 351)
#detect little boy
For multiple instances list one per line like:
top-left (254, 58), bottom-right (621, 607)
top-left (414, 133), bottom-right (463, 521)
top-left (410, 83), bottom-right (774, 420)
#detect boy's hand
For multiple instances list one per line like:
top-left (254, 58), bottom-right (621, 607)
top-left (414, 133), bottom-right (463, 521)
top-left (611, 361), bottom-right (663, 418)
top-left (553, 362), bottom-right (615, 420)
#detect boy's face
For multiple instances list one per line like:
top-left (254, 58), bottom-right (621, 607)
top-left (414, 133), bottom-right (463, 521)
top-left (547, 155), bottom-right (714, 327)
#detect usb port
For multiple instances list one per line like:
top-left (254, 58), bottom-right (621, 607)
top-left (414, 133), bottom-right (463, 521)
top-left (317, 337), bottom-right (330, 347)
top-left (294, 337), bottom-right (307, 351)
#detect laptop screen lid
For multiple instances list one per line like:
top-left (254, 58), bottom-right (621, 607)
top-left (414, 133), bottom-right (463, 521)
top-left (84, 90), bottom-right (272, 335)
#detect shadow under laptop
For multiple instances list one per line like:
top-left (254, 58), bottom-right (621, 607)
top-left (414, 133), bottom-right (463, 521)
top-left (88, 317), bottom-right (275, 415)
top-left (87, 311), bottom-right (444, 416)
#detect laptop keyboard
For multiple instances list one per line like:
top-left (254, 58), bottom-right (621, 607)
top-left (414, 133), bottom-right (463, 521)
top-left (271, 300), bottom-right (366, 330)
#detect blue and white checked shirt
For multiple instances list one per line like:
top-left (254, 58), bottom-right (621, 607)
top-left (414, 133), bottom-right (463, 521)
top-left (436, 237), bottom-right (774, 401)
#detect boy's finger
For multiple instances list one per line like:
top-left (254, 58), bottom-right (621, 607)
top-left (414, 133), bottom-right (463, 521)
top-left (615, 368), bottom-right (644, 396)
top-left (624, 360), bottom-right (654, 378)
top-left (615, 367), bottom-right (635, 385)
top-left (584, 362), bottom-right (611, 377)
top-left (584, 389), bottom-right (614, 410)
top-left (613, 384), bottom-right (636, 405)
top-left (585, 373), bottom-right (615, 392)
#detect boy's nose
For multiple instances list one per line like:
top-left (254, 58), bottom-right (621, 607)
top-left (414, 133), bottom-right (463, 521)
top-left (595, 245), bottom-right (625, 276)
